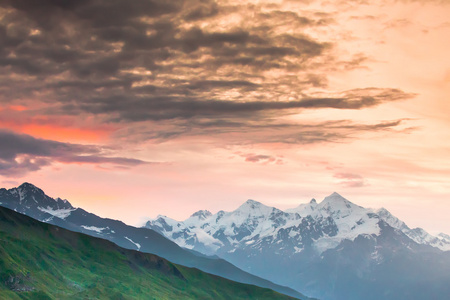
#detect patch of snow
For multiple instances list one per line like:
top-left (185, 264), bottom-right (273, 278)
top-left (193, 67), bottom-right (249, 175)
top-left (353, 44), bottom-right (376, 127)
top-left (18, 188), bottom-right (24, 203)
top-left (125, 236), bottom-right (141, 251)
top-left (172, 238), bottom-right (194, 250)
top-left (191, 227), bottom-right (223, 250)
top-left (294, 246), bottom-right (303, 253)
top-left (314, 237), bottom-right (342, 253)
top-left (38, 206), bottom-right (75, 219)
top-left (81, 225), bottom-right (106, 233)
top-left (43, 217), bottom-right (54, 222)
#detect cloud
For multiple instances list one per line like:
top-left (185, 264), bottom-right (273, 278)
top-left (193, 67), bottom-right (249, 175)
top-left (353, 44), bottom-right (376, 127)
top-left (55, 87), bottom-right (413, 122)
top-left (334, 172), bottom-right (368, 188)
top-left (236, 152), bottom-right (284, 165)
top-left (0, 130), bottom-right (151, 176)
top-left (0, 0), bottom-right (415, 146)
top-left (115, 117), bottom-right (413, 149)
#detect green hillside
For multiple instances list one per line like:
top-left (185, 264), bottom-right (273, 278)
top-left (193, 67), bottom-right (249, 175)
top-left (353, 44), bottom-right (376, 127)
top-left (0, 206), bottom-right (296, 300)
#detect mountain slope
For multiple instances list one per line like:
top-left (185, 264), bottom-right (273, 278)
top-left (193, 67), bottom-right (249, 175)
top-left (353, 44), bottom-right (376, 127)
top-left (0, 183), bottom-right (307, 300)
top-left (147, 193), bottom-right (450, 300)
top-left (0, 206), bottom-right (297, 300)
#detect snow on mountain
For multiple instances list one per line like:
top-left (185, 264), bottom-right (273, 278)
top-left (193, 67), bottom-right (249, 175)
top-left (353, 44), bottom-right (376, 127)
top-left (146, 192), bottom-right (449, 255)
top-left (376, 207), bottom-right (450, 251)
top-left (38, 206), bottom-right (76, 219)
top-left (125, 236), bottom-right (141, 250)
top-left (438, 232), bottom-right (450, 241)
top-left (148, 198), bottom-right (306, 255)
top-left (145, 192), bottom-right (450, 300)
top-left (406, 227), bottom-right (450, 251)
top-left (80, 225), bottom-right (107, 233)
top-left (0, 183), bottom-right (317, 300)
top-left (186, 210), bottom-right (212, 222)
top-left (0, 182), bottom-right (75, 222)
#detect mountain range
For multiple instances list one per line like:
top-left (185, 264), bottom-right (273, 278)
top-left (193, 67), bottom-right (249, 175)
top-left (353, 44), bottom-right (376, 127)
top-left (0, 183), bottom-right (307, 299)
top-left (2, 182), bottom-right (449, 300)
top-left (146, 192), bottom-right (450, 300)
top-left (0, 205), bottom-right (297, 299)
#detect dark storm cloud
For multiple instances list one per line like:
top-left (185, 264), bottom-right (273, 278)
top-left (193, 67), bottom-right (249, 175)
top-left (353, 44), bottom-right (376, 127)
top-left (0, 0), bottom-right (414, 144)
top-left (0, 130), bottom-right (150, 176)
top-left (52, 88), bottom-right (413, 121)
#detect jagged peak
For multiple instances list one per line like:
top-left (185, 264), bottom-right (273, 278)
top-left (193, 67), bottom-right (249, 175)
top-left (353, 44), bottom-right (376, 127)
top-left (316, 192), bottom-right (365, 217)
top-left (329, 191), bottom-right (345, 198)
top-left (150, 215), bottom-right (180, 225)
top-left (377, 207), bottom-right (389, 213)
top-left (310, 198), bottom-right (317, 205)
top-left (321, 192), bottom-right (351, 205)
top-left (438, 232), bottom-right (450, 239)
top-left (190, 210), bottom-right (212, 220)
top-left (18, 182), bottom-right (41, 191)
top-left (411, 227), bottom-right (427, 234)
top-left (156, 214), bottom-right (170, 220)
top-left (375, 207), bottom-right (412, 232)
top-left (232, 199), bottom-right (278, 215)
top-left (244, 199), bottom-right (263, 206)
top-left (19, 182), bottom-right (36, 188)
top-left (4, 182), bottom-right (74, 209)
top-left (377, 207), bottom-right (401, 219)
top-left (237, 199), bottom-right (272, 211)
top-left (15, 182), bottom-right (48, 199)
top-left (56, 197), bottom-right (69, 203)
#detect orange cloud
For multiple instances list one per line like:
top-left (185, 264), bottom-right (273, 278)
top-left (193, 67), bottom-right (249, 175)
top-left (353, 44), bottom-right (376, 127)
top-left (0, 108), bottom-right (116, 143)
top-left (7, 105), bottom-right (28, 111)
top-left (0, 119), bottom-right (115, 143)
top-left (19, 124), bottom-right (111, 143)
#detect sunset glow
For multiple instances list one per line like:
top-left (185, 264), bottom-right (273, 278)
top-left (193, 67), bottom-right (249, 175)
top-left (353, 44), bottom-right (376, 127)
top-left (0, 0), bottom-right (449, 235)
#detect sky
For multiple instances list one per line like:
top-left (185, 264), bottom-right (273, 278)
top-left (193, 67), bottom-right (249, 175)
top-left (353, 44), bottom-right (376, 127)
top-left (0, 0), bottom-right (449, 234)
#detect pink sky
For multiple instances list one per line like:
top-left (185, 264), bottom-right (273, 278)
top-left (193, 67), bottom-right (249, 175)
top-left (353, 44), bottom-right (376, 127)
top-left (0, 0), bottom-right (449, 234)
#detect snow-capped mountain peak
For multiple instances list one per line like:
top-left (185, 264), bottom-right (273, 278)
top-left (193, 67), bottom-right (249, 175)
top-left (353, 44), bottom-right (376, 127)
top-left (146, 193), bottom-right (450, 259)
top-left (227, 200), bottom-right (270, 221)
top-left (0, 182), bottom-right (75, 222)
top-left (240, 199), bottom-right (265, 209)
top-left (376, 207), bottom-right (450, 251)
top-left (184, 210), bottom-right (213, 226)
top-left (319, 192), bottom-right (355, 208)
top-left (17, 182), bottom-right (45, 201)
top-left (190, 210), bottom-right (212, 220)
top-left (376, 207), bottom-right (408, 231)
top-left (317, 192), bottom-right (365, 219)
top-left (285, 198), bottom-right (318, 215)
top-left (438, 232), bottom-right (450, 240)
